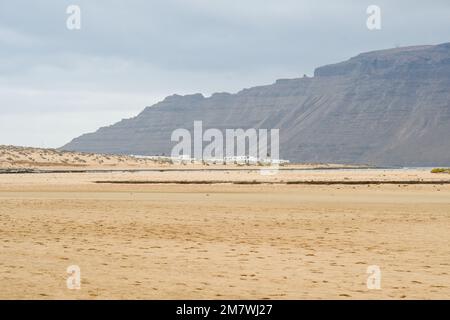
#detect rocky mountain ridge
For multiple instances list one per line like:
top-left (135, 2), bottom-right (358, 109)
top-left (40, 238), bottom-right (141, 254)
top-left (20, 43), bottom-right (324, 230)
top-left (63, 43), bottom-right (450, 166)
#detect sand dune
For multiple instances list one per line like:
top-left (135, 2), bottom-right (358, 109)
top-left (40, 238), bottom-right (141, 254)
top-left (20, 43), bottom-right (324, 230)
top-left (0, 145), bottom-right (166, 170)
top-left (0, 145), bottom-right (372, 172)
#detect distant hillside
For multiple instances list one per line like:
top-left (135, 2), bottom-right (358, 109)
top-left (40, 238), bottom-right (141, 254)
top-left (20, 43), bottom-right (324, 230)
top-left (63, 43), bottom-right (450, 166)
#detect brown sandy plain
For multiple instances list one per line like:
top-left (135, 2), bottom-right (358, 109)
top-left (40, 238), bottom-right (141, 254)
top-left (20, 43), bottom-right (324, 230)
top-left (0, 146), bottom-right (449, 299)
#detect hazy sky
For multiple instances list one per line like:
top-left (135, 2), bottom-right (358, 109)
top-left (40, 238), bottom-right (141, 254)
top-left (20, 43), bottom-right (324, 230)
top-left (1, 0), bottom-right (450, 147)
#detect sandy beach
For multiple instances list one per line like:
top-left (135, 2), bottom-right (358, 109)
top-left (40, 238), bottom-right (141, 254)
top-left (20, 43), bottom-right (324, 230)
top-left (1, 166), bottom-right (449, 299)
top-left (2, 0), bottom-right (450, 304)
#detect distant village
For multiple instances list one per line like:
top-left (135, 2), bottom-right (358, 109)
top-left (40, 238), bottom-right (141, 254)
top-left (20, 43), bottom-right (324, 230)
top-left (131, 154), bottom-right (290, 165)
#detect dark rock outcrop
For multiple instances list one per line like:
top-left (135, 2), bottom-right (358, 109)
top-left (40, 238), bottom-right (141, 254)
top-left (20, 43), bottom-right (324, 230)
top-left (62, 43), bottom-right (450, 166)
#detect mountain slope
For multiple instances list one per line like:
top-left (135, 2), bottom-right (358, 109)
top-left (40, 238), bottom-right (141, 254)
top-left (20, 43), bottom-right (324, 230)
top-left (62, 43), bottom-right (450, 166)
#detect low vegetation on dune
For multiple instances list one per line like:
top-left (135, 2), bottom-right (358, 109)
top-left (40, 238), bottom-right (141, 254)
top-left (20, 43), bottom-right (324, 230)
top-left (431, 168), bottom-right (450, 174)
top-left (0, 145), bottom-right (158, 169)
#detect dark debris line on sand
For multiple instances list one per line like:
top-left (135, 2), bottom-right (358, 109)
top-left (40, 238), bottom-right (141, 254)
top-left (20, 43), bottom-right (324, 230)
top-left (0, 166), bottom-right (375, 175)
top-left (94, 180), bottom-right (450, 185)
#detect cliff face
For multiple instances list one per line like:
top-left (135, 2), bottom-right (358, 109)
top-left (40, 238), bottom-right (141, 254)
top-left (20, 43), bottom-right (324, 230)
top-left (62, 43), bottom-right (450, 166)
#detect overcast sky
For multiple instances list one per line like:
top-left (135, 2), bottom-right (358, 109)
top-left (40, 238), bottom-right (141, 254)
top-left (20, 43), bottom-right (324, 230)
top-left (1, 0), bottom-right (450, 147)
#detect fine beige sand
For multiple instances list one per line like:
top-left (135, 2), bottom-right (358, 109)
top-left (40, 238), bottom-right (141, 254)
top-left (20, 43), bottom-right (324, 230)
top-left (1, 167), bottom-right (449, 299)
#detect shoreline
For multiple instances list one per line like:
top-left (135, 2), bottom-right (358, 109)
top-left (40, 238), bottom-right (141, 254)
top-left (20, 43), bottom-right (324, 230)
top-left (0, 166), bottom-right (379, 175)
